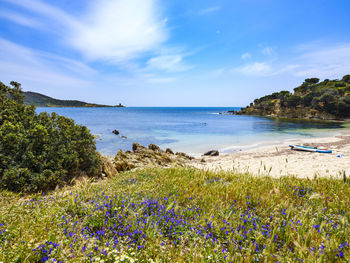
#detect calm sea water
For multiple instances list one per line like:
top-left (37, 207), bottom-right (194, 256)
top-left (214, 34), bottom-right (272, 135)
top-left (36, 107), bottom-right (347, 155)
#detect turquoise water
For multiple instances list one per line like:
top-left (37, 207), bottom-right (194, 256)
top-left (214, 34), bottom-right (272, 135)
top-left (36, 107), bottom-right (347, 155)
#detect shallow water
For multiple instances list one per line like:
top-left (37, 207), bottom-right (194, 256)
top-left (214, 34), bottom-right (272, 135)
top-left (36, 107), bottom-right (348, 155)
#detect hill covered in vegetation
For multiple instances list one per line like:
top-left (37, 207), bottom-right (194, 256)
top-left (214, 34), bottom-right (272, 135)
top-left (233, 75), bottom-right (350, 120)
top-left (24, 91), bottom-right (124, 107)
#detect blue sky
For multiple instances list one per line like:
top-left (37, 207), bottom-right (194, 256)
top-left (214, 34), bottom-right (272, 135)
top-left (1, 0), bottom-right (350, 106)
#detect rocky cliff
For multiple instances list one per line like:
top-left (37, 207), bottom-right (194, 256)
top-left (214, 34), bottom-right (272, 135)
top-left (231, 75), bottom-right (350, 120)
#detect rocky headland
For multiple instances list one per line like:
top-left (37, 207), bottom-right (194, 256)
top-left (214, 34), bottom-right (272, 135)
top-left (227, 75), bottom-right (350, 121)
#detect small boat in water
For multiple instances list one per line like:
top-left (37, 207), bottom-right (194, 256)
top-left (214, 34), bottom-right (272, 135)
top-left (289, 145), bottom-right (332, 153)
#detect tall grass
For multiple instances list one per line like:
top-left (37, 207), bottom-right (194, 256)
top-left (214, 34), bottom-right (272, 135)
top-left (0, 168), bottom-right (349, 262)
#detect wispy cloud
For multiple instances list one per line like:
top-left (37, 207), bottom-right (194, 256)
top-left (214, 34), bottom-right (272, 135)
top-left (198, 6), bottom-right (221, 15)
top-left (4, 0), bottom-right (169, 64)
top-left (241, 52), bottom-right (252, 60)
top-left (146, 54), bottom-right (193, 72)
top-left (234, 62), bottom-right (273, 76)
top-left (234, 43), bottom-right (350, 78)
top-left (292, 43), bottom-right (350, 78)
top-left (0, 38), bottom-right (94, 89)
top-left (2, 0), bottom-right (77, 29)
top-left (0, 10), bottom-right (43, 29)
top-left (69, 0), bottom-right (168, 62)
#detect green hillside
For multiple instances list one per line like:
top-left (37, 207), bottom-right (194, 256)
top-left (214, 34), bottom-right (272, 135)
top-left (233, 75), bottom-right (350, 120)
top-left (24, 91), bottom-right (124, 107)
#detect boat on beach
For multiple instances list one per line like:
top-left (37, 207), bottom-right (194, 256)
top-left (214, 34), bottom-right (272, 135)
top-left (289, 145), bottom-right (332, 153)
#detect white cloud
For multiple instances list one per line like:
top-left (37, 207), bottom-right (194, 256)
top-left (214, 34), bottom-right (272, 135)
top-left (69, 0), bottom-right (168, 62)
top-left (0, 10), bottom-right (43, 29)
top-left (4, 0), bottom-right (169, 63)
top-left (234, 43), bottom-right (350, 78)
top-left (198, 6), bottom-right (221, 15)
top-left (292, 44), bottom-right (350, 78)
top-left (234, 62), bottom-right (272, 76)
top-left (241, 52), bottom-right (252, 60)
top-left (2, 0), bottom-right (77, 28)
top-left (146, 54), bottom-right (192, 72)
top-left (0, 38), bottom-right (94, 89)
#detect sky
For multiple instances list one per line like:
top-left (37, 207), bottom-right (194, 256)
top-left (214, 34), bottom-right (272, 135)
top-left (1, 0), bottom-right (350, 106)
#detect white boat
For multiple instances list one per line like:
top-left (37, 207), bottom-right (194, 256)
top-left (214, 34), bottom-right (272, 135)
top-left (289, 145), bottom-right (332, 154)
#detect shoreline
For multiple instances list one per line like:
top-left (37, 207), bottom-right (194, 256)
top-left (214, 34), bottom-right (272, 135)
top-left (184, 127), bottom-right (350, 156)
top-left (190, 131), bottom-right (350, 178)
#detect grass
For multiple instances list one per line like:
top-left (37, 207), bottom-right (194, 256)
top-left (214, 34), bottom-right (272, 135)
top-left (0, 167), bottom-right (349, 262)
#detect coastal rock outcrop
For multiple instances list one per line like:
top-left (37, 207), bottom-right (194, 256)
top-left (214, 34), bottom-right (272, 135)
top-left (165, 148), bottom-right (174, 155)
top-left (113, 143), bottom-right (194, 172)
top-left (149, 143), bottom-right (162, 152)
top-left (112, 129), bottom-right (120, 135)
top-left (176, 152), bottom-right (194, 160)
top-left (132, 142), bottom-right (147, 152)
top-left (99, 154), bottom-right (118, 178)
top-left (203, 150), bottom-right (219, 156)
top-left (226, 75), bottom-right (350, 120)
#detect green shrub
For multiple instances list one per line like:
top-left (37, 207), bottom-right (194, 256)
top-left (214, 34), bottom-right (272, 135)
top-left (342, 74), bottom-right (350, 84)
top-left (286, 95), bottom-right (302, 107)
top-left (304, 77), bottom-right (320, 84)
top-left (0, 81), bottom-right (101, 192)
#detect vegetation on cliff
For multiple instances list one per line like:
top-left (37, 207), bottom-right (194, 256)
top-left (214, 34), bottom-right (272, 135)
top-left (24, 91), bottom-right (124, 107)
top-left (0, 81), bottom-right (101, 192)
top-left (235, 75), bottom-right (350, 120)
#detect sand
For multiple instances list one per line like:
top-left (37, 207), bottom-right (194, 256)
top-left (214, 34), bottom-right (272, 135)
top-left (191, 134), bottom-right (350, 179)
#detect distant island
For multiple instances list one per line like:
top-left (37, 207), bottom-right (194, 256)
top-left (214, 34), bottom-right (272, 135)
top-left (24, 91), bottom-right (125, 108)
top-left (230, 75), bottom-right (350, 120)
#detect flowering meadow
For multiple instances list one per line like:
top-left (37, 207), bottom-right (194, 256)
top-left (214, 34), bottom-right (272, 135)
top-left (0, 168), bottom-right (349, 262)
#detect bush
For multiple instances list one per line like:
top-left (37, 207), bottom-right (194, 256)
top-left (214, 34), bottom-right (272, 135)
top-left (304, 78), bottom-right (320, 84)
top-left (342, 75), bottom-right (350, 84)
top-left (0, 81), bottom-right (101, 192)
top-left (286, 95), bottom-right (302, 107)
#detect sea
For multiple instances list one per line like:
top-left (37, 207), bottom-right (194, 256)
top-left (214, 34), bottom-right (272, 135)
top-left (36, 107), bottom-right (349, 156)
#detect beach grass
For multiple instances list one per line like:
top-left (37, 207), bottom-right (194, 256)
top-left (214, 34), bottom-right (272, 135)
top-left (0, 167), bottom-right (349, 262)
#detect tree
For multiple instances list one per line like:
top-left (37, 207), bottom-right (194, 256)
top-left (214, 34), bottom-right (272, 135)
top-left (286, 95), bottom-right (302, 107)
top-left (342, 75), bottom-right (350, 84)
top-left (304, 78), bottom-right (320, 84)
top-left (0, 81), bottom-right (101, 192)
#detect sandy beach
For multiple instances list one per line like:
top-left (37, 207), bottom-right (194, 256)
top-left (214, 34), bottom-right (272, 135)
top-left (191, 133), bottom-right (350, 179)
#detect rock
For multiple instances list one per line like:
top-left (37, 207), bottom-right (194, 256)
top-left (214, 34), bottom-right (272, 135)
top-left (121, 136), bottom-right (127, 139)
top-left (112, 129), bottom-right (119, 135)
top-left (132, 142), bottom-right (147, 153)
top-left (203, 150), bottom-right (219, 156)
top-left (100, 155), bottom-right (118, 178)
top-left (165, 148), bottom-right (174, 155)
top-left (116, 149), bottom-right (127, 158)
top-left (176, 152), bottom-right (194, 160)
top-left (111, 143), bottom-right (195, 172)
top-left (149, 144), bottom-right (162, 152)
top-left (114, 160), bottom-right (135, 172)
top-left (201, 158), bottom-right (206, 163)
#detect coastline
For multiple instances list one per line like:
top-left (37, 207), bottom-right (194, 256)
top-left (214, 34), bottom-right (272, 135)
top-left (190, 131), bottom-right (350, 178)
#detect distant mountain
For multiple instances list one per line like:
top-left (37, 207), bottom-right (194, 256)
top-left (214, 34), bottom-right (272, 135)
top-left (24, 91), bottom-right (124, 107)
top-left (230, 75), bottom-right (350, 120)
